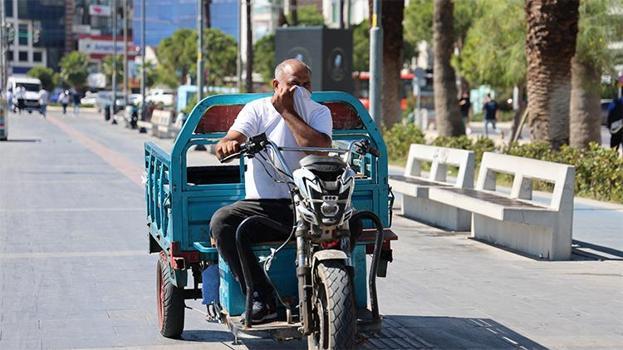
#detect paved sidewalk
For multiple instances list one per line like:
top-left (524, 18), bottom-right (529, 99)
top-left (1, 110), bottom-right (621, 349)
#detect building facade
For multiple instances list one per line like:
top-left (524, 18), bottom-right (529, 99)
top-left (3, 0), bottom-right (133, 75)
top-left (3, 0), bottom-right (65, 73)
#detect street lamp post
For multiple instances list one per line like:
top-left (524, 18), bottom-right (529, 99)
top-left (140, 0), bottom-right (146, 122)
top-left (111, 0), bottom-right (117, 123)
top-left (369, 0), bottom-right (383, 129)
top-left (0, 0), bottom-right (7, 141)
top-left (197, 0), bottom-right (204, 101)
top-left (123, 0), bottom-right (128, 108)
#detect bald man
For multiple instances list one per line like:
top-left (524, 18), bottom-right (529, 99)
top-left (211, 59), bottom-right (332, 323)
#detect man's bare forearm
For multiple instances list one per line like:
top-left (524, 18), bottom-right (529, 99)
top-left (281, 110), bottom-right (331, 148)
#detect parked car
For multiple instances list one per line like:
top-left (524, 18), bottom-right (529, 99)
top-left (81, 91), bottom-right (98, 106)
top-left (6, 76), bottom-right (41, 113)
top-left (95, 91), bottom-right (125, 113)
top-left (146, 88), bottom-right (175, 106)
top-left (128, 93), bottom-right (142, 106)
top-left (49, 87), bottom-right (63, 103)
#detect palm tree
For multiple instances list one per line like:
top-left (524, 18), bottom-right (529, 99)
top-left (570, 0), bottom-right (623, 148)
top-left (382, 0), bottom-right (405, 127)
top-left (525, 0), bottom-right (579, 149)
top-left (569, 57), bottom-right (601, 148)
top-left (289, 0), bottom-right (298, 25)
top-left (433, 0), bottom-right (463, 136)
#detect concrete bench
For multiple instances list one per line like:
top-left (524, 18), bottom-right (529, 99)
top-left (388, 144), bottom-right (475, 231)
top-left (428, 152), bottom-right (575, 260)
top-left (151, 109), bottom-right (178, 138)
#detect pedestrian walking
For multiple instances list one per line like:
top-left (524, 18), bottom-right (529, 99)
top-left (15, 85), bottom-right (26, 114)
top-left (459, 92), bottom-right (471, 134)
top-left (483, 94), bottom-right (498, 137)
top-left (38, 88), bottom-right (49, 119)
top-left (59, 90), bottom-right (70, 115)
top-left (6, 89), bottom-right (13, 112)
top-left (72, 90), bottom-right (81, 116)
top-left (607, 96), bottom-right (623, 152)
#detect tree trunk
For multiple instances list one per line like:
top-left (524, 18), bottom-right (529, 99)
top-left (290, 0), bottom-right (298, 26)
top-left (525, 0), bottom-right (579, 149)
top-left (381, 0), bottom-right (405, 127)
top-left (433, 0), bottom-right (464, 136)
top-left (570, 56), bottom-right (601, 148)
top-left (245, 0), bottom-right (253, 92)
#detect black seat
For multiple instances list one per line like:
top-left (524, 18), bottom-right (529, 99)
top-left (299, 155), bottom-right (346, 180)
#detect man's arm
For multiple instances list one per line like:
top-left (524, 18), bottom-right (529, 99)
top-left (273, 86), bottom-right (332, 148)
top-left (215, 130), bottom-right (247, 161)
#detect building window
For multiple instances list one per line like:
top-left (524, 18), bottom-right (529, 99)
top-left (33, 52), bottom-right (42, 62)
top-left (18, 51), bottom-right (28, 62)
top-left (18, 24), bottom-right (29, 46)
top-left (8, 51), bottom-right (13, 62)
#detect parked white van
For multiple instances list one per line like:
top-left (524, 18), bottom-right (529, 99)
top-left (6, 76), bottom-right (42, 113)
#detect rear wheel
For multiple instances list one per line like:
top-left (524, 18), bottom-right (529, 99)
top-left (307, 261), bottom-right (356, 350)
top-left (156, 257), bottom-right (185, 338)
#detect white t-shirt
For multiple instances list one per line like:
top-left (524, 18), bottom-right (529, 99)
top-left (230, 96), bottom-right (332, 199)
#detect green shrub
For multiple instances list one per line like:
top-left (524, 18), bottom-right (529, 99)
top-left (471, 137), bottom-right (496, 163)
top-left (382, 123), bottom-right (425, 164)
top-left (383, 123), bottom-right (623, 203)
top-left (505, 142), bottom-right (623, 202)
top-left (431, 135), bottom-right (473, 150)
top-left (431, 135), bottom-right (495, 163)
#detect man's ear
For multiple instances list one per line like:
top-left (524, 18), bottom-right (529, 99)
top-left (272, 79), bottom-right (279, 90)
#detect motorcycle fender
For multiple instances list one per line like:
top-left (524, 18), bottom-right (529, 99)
top-left (312, 249), bottom-right (348, 267)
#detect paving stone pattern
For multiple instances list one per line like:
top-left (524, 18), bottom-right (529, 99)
top-left (1, 111), bottom-right (621, 349)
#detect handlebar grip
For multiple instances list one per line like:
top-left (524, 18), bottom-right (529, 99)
top-left (219, 152), bottom-right (242, 163)
top-left (368, 146), bottom-right (381, 157)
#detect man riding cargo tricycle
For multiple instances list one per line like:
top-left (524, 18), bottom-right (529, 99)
top-left (144, 59), bottom-right (397, 349)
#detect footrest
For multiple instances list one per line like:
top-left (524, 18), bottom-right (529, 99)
top-left (357, 308), bottom-right (382, 333)
top-left (227, 316), bottom-right (303, 341)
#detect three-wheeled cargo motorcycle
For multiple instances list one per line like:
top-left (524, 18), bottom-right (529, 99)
top-left (144, 92), bottom-right (397, 349)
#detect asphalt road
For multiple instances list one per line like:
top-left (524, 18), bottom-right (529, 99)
top-left (1, 109), bottom-right (621, 349)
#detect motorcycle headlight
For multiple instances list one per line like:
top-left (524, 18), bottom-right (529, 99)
top-left (321, 202), bottom-right (339, 217)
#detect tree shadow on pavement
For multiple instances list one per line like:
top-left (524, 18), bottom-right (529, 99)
top-left (356, 315), bottom-right (548, 349)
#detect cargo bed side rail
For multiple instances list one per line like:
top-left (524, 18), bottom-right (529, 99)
top-left (145, 142), bottom-right (172, 246)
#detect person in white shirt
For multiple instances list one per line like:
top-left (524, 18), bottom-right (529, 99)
top-left (38, 88), bottom-right (49, 118)
top-left (211, 59), bottom-right (333, 323)
top-left (6, 89), bottom-right (13, 112)
top-left (59, 90), bottom-right (70, 115)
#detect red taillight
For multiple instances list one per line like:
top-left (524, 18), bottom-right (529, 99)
top-left (320, 240), bottom-right (340, 249)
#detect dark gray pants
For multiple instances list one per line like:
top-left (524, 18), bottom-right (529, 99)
top-left (210, 199), bottom-right (363, 296)
top-left (210, 199), bottom-right (294, 296)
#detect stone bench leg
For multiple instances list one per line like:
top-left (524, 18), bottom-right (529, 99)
top-left (471, 214), bottom-right (571, 260)
top-left (401, 195), bottom-right (471, 231)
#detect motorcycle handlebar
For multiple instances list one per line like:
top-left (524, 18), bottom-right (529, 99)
top-left (218, 133), bottom-right (381, 164)
top-left (367, 145), bottom-right (381, 157)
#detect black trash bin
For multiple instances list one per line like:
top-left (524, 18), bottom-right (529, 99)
top-left (104, 104), bottom-right (111, 121)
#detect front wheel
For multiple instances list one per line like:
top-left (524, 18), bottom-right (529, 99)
top-left (307, 261), bottom-right (356, 350)
top-left (156, 257), bottom-right (185, 338)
